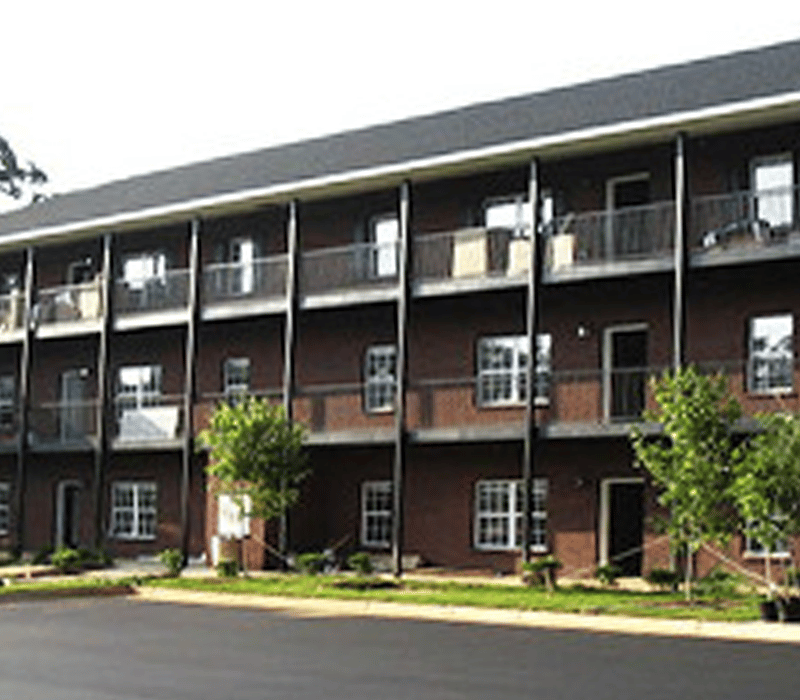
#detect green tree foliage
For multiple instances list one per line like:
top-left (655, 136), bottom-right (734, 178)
top-left (631, 366), bottom-right (741, 599)
top-left (0, 136), bottom-right (46, 199)
top-left (199, 398), bottom-right (308, 523)
top-left (731, 412), bottom-right (800, 592)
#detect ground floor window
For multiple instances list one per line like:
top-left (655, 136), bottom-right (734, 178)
top-left (111, 482), bottom-right (157, 540)
top-left (361, 480), bottom-right (392, 547)
top-left (0, 482), bottom-right (9, 535)
top-left (474, 479), bottom-right (547, 551)
top-left (745, 519), bottom-right (790, 558)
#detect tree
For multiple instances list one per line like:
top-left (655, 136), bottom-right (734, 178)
top-left (199, 398), bottom-right (308, 563)
top-left (731, 412), bottom-right (800, 594)
top-left (0, 135), bottom-right (46, 200)
top-left (630, 366), bottom-right (741, 599)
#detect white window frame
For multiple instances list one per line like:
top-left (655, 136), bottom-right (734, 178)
top-left (217, 493), bottom-right (252, 539)
top-left (744, 518), bottom-right (790, 559)
top-left (484, 195), bottom-right (532, 239)
top-left (121, 251), bottom-right (167, 290)
top-left (0, 482), bottom-right (9, 536)
top-left (748, 314), bottom-right (793, 394)
top-left (368, 214), bottom-right (399, 278)
top-left (474, 479), bottom-right (547, 552)
top-left (110, 481), bottom-right (157, 540)
top-left (0, 375), bottom-right (14, 431)
top-left (364, 344), bottom-right (396, 413)
top-left (361, 480), bottom-right (393, 548)
top-left (750, 154), bottom-right (795, 229)
top-left (228, 237), bottom-right (256, 295)
top-left (477, 334), bottom-right (551, 407)
top-left (223, 357), bottom-right (251, 404)
top-left (117, 365), bottom-right (163, 411)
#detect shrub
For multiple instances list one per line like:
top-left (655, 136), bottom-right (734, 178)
top-left (51, 547), bottom-right (82, 573)
top-left (32, 545), bottom-right (54, 565)
top-left (216, 559), bottom-right (239, 577)
top-left (785, 566), bottom-right (800, 589)
top-left (347, 552), bottom-right (373, 575)
top-left (159, 548), bottom-right (184, 577)
top-left (646, 568), bottom-right (681, 592)
top-left (295, 552), bottom-right (327, 575)
top-left (595, 563), bottom-right (623, 586)
top-left (695, 567), bottom-right (741, 600)
top-left (521, 555), bottom-right (562, 591)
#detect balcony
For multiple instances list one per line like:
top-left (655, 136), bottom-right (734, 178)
top-left (546, 201), bottom-right (675, 281)
top-left (29, 400), bottom-right (98, 449)
top-left (36, 278), bottom-right (103, 337)
top-left (300, 242), bottom-right (399, 307)
top-left (0, 290), bottom-right (25, 343)
top-left (114, 269), bottom-right (190, 329)
top-left (194, 389), bottom-right (284, 432)
top-left (691, 185), bottom-right (800, 267)
top-left (114, 395), bottom-right (184, 447)
top-left (202, 255), bottom-right (288, 319)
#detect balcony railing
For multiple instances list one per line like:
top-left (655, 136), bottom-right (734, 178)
top-left (549, 201), bottom-right (675, 270)
top-left (301, 242), bottom-right (399, 296)
top-left (194, 389), bottom-right (284, 430)
top-left (115, 269), bottom-right (190, 315)
top-left (413, 227), bottom-right (530, 283)
top-left (37, 278), bottom-right (103, 326)
top-left (691, 185), bottom-right (800, 254)
top-left (114, 395), bottom-right (184, 442)
top-left (203, 256), bottom-right (288, 305)
top-left (293, 383), bottom-right (395, 434)
top-left (0, 290), bottom-right (25, 336)
top-left (29, 400), bottom-right (98, 445)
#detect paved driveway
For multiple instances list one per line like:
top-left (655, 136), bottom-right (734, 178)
top-left (0, 597), bottom-right (798, 699)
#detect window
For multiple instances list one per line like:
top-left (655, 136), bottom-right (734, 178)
top-left (117, 365), bottom-right (163, 410)
top-left (475, 479), bottom-right (547, 551)
top-left (364, 345), bottom-right (396, 413)
top-left (745, 519), bottom-right (789, 558)
top-left (485, 196), bottom-right (532, 239)
top-left (477, 334), bottom-right (551, 406)
top-left (111, 482), bottom-right (157, 540)
top-left (122, 251), bottom-right (167, 290)
top-left (0, 482), bottom-right (9, 535)
top-left (749, 314), bottom-right (793, 392)
top-left (751, 155), bottom-right (794, 229)
top-left (67, 258), bottom-right (95, 285)
top-left (369, 215), bottom-right (399, 278)
top-left (0, 375), bottom-right (14, 431)
top-left (362, 481), bottom-right (392, 547)
top-left (223, 357), bottom-right (251, 404)
top-left (217, 494), bottom-right (251, 538)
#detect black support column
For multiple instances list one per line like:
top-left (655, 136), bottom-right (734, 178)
top-left (180, 218), bottom-right (202, 564)
top-left (392, 181), bottom-right (412, 578)
top-left (521, 159), bottom-right (543, 563)
top-left (673, 133), bottom-right (690, 372)
top-left (13, 247), bottom-right (35, 557)
top-left (280, 199), bottom-right (300, 561)
top-left (93, 233), bottom-right (115, 551)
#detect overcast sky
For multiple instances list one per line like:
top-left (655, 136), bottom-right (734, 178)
top-left (2, 1), bottom-right (800, 211)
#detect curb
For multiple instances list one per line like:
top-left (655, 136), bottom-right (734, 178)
top-left (133, 587), bottom-right (800, 645)
top-left (0, 584), bottom-right (136, 604)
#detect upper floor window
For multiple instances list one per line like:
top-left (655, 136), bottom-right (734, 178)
top-left (368, 215), bottom-right (399, 278)
top-left (364, 344), bottom-right (396, 413)
top-left (485, 196), bottom-right (531, 239)
top-left (0, 375), bottom-right (14, 432)
top-left (228, 237), bottom-right (256, 295)
top-left (68, 257), bottom-right (95, 285)
top-left (751, 155), bottom-right (795, 229)
top-left (122, 251), bottom-right (167, 289)
top-left (117, 365), bottom-right (163, 410)
top-left (477, 334), bottom-right (551, 407)
top-left (606, 173), bottom-right (650, 211)
top-left (749, 314), bottom-right (793, 393)
top-left (223, 357), bottom-right (251, 404)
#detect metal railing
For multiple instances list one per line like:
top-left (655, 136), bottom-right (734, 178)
top-left (691, 185), bottom-right (800, 252)
top-left (549, 201), bottom-right (675, 269)
top-left (114, 269), bottom-right (190, 315)
top-left (301, 241), bottom-right (399, 295)
top-left (293, 383), bottom-right (395, 433)
top-left (0, 291), bottom-right (25, 335)
top-left (29, 399), bottom-right (98, 444)
top-left (203, 255), bottom-right (288, 305)
top-left (114, 394), bottom-right (184, 441)
top-left (37, 278), bottom-right (103, 325)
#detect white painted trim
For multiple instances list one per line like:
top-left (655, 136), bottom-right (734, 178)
top-left (602, 323), bottom-right (648, 420)
top-left (4, 91), bottom-right (800, 249)
top-left (605, 171), bottom-right (651, 212)
top-left (55, 479), bottom-right (82, 549)
top-left (598, 477), bottom-right (645, 567)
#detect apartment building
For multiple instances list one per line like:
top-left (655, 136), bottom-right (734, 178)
top-left (0, 41), bottom-right (799, 575)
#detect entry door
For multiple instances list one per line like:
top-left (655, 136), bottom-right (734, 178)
top-left (229, 238), bottom-right (255, 295)
top-left (606, 174), bottom-right (650, 257)
top-left (606, 327), bottom-right (648, 421)
top-left (56, 481), bottom-right (81, 549)
top-left (604, 480), bottom-right (644, 576)
top-left (60, 369), bottom-right (87, 441)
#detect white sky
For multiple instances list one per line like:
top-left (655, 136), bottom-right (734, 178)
top-left (2, 1), bottom-right (800, 211)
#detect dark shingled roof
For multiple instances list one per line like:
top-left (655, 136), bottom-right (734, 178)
top-left (2, 39), bottom-right (800, 236)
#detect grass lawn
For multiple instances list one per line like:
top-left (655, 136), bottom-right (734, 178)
top-left (142, 574), bottom-right (765, 622)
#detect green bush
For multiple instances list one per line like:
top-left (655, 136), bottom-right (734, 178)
top-left (521, 555), bottom-right (562, 590)
top-left (785, 567), bottom-right (800, 589)
top-left (646, 568), bottom-right (681, 592)
top-left (595, 563), bottom-right (623, 586)
top-left (216, 559), bottom-right (239, 577)
top-left (347, 552), bottom-right (373, 575)
top-left (51, 547), bottom-right (82, 573)
top-left (295, 552), bottom-right (327, 575)
top-left (31, 545), bottom-right (54, 565)
top-left (695, 567), bottom-right (741, 600)
top-left (159, 548), bottom-right (184, 577)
